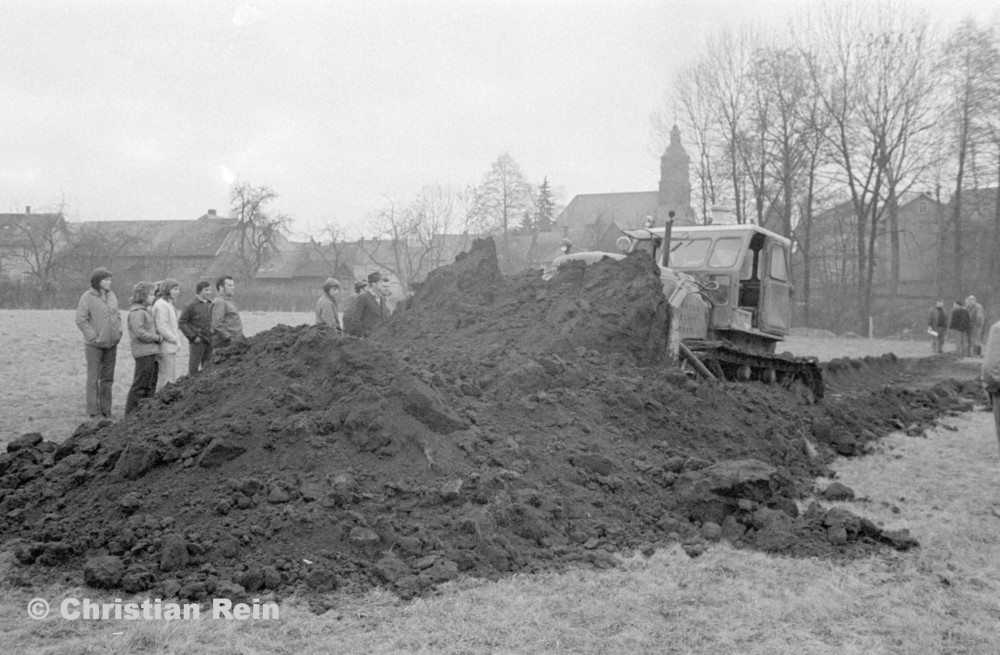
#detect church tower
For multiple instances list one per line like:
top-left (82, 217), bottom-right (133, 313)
top-left (658, 125), bottom-right (696, 225)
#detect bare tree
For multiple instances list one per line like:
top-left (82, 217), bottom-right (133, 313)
top-left (229, 182), bottom-right (291, 282)
top-left (469, 154), bottom-right (534, 246)
top-left (308, 222), bottom-right (353, 280)
top-left (5, 207), bottom-right (69, 298)
top-left (360, 186), bottom-right (463, 292)
top-left (939, 19), bottom-right (1000, 298)
top-left (64, 223), bottom-right (145, 280)
top-left (793, 72), bottom-right (834, 327)
top-left (802, 2), bottom-right (936, 332)
top-left (701, 28), bottom-right (758, 224)
top-left (668, 60), bottom-right (719, 223)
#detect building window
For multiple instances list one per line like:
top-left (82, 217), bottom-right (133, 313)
top-left (918, 200), bottom-right (928, 215)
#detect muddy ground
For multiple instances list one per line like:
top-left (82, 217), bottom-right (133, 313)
top-left (0, 239), bottom-right (986, 603)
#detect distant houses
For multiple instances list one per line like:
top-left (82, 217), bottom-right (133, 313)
top-left (4, 126), bottom-right (997, 313)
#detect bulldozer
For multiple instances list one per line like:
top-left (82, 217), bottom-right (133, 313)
top-left (552, 220), bottom-right (824, 401)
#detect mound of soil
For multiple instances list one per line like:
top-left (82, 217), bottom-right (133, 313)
top-left (0, 239), bottom-right (984, 601)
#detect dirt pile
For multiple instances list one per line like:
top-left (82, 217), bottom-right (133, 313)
top-left (0, 239), bottom-right (984, 601)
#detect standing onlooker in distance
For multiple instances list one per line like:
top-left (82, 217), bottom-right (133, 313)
top-left (928, 300), bottom-right (948, 354)
top-left (950, 299), bottom-right (972, 357)
top-left (342, 280), bottom-right (367, 336)
top-left (152, 278), bottom-right (181, 390)
top-left (125, 282), bottom-right (162, 414)
top-left (211, 275), bottom-right (245, 350)
top-left (982, 319), bottom-right (1000, 455)
top-left (315, 277), bottom-right (343, 333)
top-left (967, 295), bottom-right (985, 357)
top-left (378, 274), bottom-right (394, 318)
top-left (178, 280), bottom-right (213, 375)
top-left (353, 271), bottom-right (390, 338)
top-left (75, 267), bottom-right (123, 418)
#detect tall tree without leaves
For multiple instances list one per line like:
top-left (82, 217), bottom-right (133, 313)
top-left (469, 154), bottom-right (533, 242)
top-left (803, 3), bottom-right (936, 333)
top-left (939, 19), bottom-right (1000, 298)
top-left (229, 182), bottom-right (290, 281)
top-left (361, 185), bottom-right (464, 291)
top-left (5, 208), bottom-right (69, 301)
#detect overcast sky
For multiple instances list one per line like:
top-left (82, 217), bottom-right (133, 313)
top-left (1, 0), bottom-right (997, 238)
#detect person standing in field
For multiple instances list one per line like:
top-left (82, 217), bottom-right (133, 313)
top-left (211, 275), bottom-right (245, 350)
top-left (315, 277), bottom-right (343, 333)
top-left (75, 267), bottom-right (123, 418)
top-left (125, 281), bottom-right (162, 414)
top-left (928, 300), bottom-right (948, 355)
top-left (152, 278), bottom-right (181, 390)
top-left (178, 280), bottom-right (213, 375)
top-left (950, 299), bottom-right (972, 357)
top-left (981, 320), bottom-right (1000, 455)
top-left (342, 280), bottom-right (367, 336)
top-left (967, 295), bottom-right (985, 357)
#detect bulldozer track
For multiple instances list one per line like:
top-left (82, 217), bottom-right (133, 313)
top-left (685, 340), bottom-right (825, 401)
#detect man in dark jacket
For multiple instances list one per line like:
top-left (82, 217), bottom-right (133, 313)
top-left (178, 280), bottom-right (213, 375)
top-left (353, 272), bottom-right (390, 338)
top-left (929, 301), bottom-right (948, 354)
top-left (950, 300), bottom-right (972, 357)
top-left (342, 280), bottom-right (367, 336)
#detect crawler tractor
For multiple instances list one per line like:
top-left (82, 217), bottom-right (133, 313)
top-left (554, 221), bottom-right (824, 400)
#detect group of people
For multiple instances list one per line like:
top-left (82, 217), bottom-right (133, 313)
top-left (75, 270), bottom-right (245, 418)
top-left (313, 270), bottom-right (393, 337)
top-left (928, 295), bottom-right (986, 357)
top-left (75, 266), bottom-right (394, 419)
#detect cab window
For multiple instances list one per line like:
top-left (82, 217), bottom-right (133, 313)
top-left (669, 238), bottom-right (711, 268)
top-left (768, 242), bottom-right (789, 281)
top-left (707, 237), bottom-right (742, 268)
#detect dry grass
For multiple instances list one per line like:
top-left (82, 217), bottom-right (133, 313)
top-left (782, 334), bottom-right (946, 361)
top-left (1, 310), bottom-right (997, 653)
top-left (0, 310), bottom-right (312, 444)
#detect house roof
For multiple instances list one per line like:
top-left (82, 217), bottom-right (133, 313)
top-left (67, 217), bottom-right (238, 257)
top-left (255, 241), bottom-right (355, 280)
top-left (555, 192), bottom-right (659, 231)
top-left (0, 213), bottom-right (65, 248)
top-left (815, 191), bottom-right (939, 220)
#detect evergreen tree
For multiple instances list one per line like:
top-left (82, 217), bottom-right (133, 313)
top-left (535, 176), bottom-right (556, 232)
top-left (518, 208), bottom-right (534, 234)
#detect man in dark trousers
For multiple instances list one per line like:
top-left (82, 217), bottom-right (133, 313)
top-left (950, 299), bottom-right (972, 357)
top-left (353, 271), bottom-right (390, 338)
top-left (75, 267), bottom-right (123, 418)
top-left (928, 300), bottom-right (948, 354)
top-left (178, 280), bottom-right (214, 375)
top-left (342, 280), bottom-right (367, 336)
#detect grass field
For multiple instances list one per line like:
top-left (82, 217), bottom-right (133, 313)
top-left (0, 310), bottom-right (312, 444)
top-left (1, 310), bottom-right (997, 654)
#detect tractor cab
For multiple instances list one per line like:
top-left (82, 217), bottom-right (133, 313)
top-left (618, 224), bottom-right (793, 349)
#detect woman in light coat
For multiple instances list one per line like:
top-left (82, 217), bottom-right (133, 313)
top-left (152, 278), bottom-right (182, 390)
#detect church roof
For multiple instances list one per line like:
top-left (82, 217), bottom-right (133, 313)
top-left (555, 191), bottom-right (659, 231)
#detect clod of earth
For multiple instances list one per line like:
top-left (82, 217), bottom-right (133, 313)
top-left (0, 238), bottom-right (983, 601)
